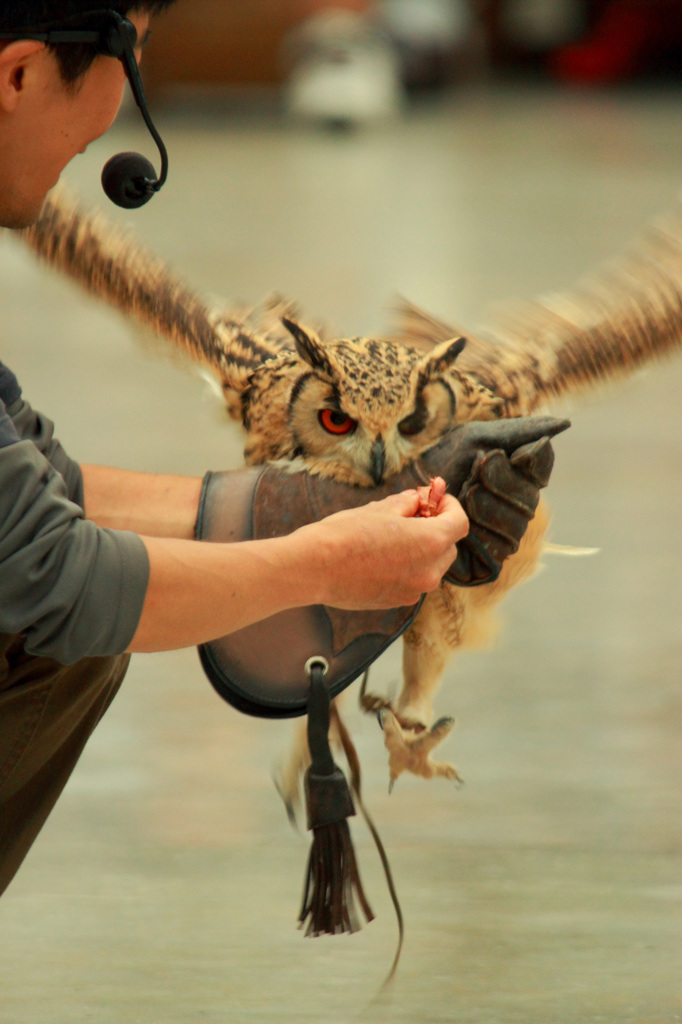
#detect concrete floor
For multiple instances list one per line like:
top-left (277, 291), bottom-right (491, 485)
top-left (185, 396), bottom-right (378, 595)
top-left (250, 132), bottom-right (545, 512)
top-left (0, 83), bottom-right (681, 1023)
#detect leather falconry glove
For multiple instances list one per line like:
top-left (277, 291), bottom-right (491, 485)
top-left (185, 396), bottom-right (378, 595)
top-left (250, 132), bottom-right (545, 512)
top-left (446, 432), bottom-right (557, 586)
top-left (0, 362), bottom-right (21, 450)
top-left (195, 415), bottom-right (569, 718)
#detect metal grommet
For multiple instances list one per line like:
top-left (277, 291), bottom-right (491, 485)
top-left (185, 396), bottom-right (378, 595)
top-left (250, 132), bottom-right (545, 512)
top-left (304, 656), bottom-right (329, 677)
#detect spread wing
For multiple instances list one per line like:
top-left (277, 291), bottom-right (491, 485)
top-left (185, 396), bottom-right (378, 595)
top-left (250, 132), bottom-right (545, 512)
top-left (17, 187), bottom-right (682, 422)
top-left (16, 188), bottom-right (286, 419)
top-left (391, 206), bottom-right (682, 416)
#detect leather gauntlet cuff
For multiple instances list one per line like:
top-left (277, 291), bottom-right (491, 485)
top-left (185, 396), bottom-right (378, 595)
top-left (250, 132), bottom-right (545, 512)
top-left (195, 463), bottom-right (424, 717)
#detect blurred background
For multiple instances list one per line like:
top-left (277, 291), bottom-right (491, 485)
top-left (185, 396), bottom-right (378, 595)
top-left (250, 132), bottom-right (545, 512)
top-left (141, 0), bottom-right (682, 104)
top-left (0, 2), bottom-right (681, 1022)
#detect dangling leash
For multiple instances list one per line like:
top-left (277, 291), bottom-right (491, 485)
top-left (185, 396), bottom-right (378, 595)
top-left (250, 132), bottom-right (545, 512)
top-left (298, 658), bottom-right (373, 937)
top-left (330, 679), bottom-right (405, 987)
top-left (298, 659), bottom-right (404, 984)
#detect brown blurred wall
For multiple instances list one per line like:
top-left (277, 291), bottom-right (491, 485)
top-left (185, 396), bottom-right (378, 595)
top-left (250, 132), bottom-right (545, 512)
top-left (142, 0), bottom-right (370, 93)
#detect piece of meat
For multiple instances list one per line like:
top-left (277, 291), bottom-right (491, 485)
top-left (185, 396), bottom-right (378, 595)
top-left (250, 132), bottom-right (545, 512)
top-left (415, 476), bottom-right (446, 517)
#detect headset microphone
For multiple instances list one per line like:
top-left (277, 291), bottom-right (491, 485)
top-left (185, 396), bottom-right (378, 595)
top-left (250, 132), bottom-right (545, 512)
top-left (0, 9), bottom-right (169, 209)
top-left (101, 152), bottom-right (161, 209)
top-left (98, 11), bottom-right (169, 208)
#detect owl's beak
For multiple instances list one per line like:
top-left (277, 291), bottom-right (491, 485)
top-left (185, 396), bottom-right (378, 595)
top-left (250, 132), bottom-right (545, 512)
top-left (369, 437), bottom-right (386, 484)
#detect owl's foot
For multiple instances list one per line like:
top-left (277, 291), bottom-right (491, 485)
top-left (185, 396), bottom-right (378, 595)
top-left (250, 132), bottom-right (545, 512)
top-left (380, 709), bottom-right (463, 791)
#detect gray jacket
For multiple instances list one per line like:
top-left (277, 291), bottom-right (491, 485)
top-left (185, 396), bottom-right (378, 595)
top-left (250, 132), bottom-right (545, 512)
top-left (0, 364), bottom-right (149, 665)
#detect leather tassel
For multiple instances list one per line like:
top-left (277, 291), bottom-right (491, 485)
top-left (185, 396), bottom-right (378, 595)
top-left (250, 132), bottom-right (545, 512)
top-left (298, 660), bottom-right (374, 937)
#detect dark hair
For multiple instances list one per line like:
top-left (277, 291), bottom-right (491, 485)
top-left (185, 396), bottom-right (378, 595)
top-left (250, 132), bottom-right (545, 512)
top-left (0, 2), bottom-right (177, 84)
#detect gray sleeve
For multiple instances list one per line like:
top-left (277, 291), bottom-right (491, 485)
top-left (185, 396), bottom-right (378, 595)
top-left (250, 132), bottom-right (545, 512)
top-left (7, 396), bottom-right (84, 507)
top-left (0, 440), bottom-right (150, 665)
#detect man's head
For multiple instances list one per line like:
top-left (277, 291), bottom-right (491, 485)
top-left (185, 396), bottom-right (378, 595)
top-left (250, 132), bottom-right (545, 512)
top-left (0, 3), bottom-right (176, 228)
top-left (0, 3), bottom-right (175, 84)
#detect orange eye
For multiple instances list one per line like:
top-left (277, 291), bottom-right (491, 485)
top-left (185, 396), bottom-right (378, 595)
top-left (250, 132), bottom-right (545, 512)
top-left (318, 409), bottom-right (356, 435)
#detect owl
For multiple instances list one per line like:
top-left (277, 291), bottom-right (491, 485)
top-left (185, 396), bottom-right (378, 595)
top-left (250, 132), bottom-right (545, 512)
top-left (217, 310), bottom-right (521, 795)
top-left (19, 188), bottom-right (682, 794)
top-left (239, 316), bottom-right (502, 479)
top-left (231, 310), bottom-right (555, 797)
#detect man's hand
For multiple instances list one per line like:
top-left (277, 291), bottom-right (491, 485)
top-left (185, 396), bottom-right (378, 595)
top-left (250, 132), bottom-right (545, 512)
top-left (297, 487), bottom-right (469, 611)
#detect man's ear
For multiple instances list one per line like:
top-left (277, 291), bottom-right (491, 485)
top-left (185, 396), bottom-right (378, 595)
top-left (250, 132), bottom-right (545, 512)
top-left (0, 41), bottom-right (46, 113)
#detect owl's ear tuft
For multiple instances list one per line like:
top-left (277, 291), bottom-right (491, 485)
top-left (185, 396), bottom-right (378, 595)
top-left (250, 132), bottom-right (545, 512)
top-left (418, 336), bottom-right (467, 379)
top-left (283, 317), bottom-right (334, 378)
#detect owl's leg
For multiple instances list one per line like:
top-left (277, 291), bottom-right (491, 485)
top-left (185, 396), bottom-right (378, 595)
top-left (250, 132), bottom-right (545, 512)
top-left (395, 586), bottom-right (461, 730)
top-left (381, 498), bottom-right (551, 787)
top-left (357, 585), bottom-right (457, 729)
top-left (358, 586), bottom-right (465, 786)
top-left (375, 586), bottom-right (464, 788)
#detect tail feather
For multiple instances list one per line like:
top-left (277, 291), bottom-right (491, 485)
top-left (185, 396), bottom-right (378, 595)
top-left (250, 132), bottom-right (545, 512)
top-left (543, 543), bottom-right (600, 557)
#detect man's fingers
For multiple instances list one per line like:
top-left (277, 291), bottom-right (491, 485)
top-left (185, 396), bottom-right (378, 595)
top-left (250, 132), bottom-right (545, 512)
top-left (433, 493), bottom-right (470, 539)
top-left (378, 489), bottom-right (421, 517)
top-left (369, 489), bottom-right (469, 550)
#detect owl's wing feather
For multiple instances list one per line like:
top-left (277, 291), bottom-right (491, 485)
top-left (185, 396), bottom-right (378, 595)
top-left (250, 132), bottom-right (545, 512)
top-left (394, 207), bottom-right (682, 416)
top-left (387, 297), bottom-right (468, 352)
top-left (17, 188), bottom-right (280, 414)
top-left (17, 188), bottom-right (682, 422)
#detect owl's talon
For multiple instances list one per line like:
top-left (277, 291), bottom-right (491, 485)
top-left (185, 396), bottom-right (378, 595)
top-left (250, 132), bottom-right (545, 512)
top-left (432, 715), bottom-right (455, 731)
top-left (360, 690), bottom-right (394, 716)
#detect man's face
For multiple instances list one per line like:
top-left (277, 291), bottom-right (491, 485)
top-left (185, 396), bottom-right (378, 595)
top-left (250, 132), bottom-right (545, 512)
top-left (0, 11), bottom-right (150, 228)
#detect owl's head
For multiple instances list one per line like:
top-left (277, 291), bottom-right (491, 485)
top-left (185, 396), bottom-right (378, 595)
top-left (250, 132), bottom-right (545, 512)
top-left (241, 317), bottom-right (501, 484)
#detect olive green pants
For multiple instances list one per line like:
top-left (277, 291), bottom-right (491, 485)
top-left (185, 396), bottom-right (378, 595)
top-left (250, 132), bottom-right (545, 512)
top-left (0, 634), bottom-right (129, 896)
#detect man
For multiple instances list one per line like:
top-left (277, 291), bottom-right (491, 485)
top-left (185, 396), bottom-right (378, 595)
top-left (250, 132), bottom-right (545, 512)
top-left (0, 1), bottom-right (473, 896)
top-left (1, 2), bottom-right (557, 901)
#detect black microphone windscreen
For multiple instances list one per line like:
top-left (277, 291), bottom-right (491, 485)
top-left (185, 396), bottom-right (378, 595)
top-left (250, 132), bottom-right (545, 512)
top-left (101, 152), bottom-right (157, 209)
